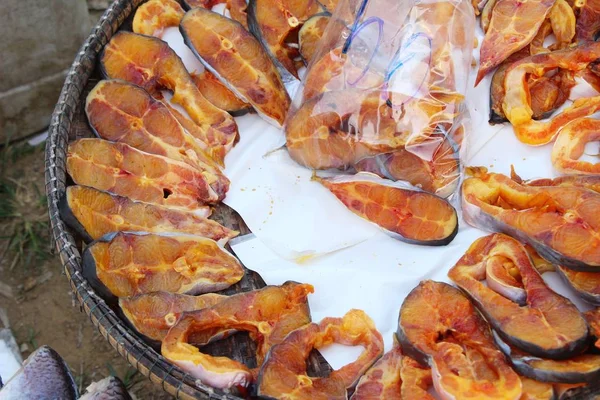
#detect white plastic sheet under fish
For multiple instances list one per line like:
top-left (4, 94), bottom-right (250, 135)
top-left (162, 25), bottom-right (598, 373)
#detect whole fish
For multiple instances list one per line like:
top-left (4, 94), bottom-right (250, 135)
top-left (0, 346), bottom-right (131, 400)
top-left (0, 346), bottom-right (77, 400)
top-left (79, 376), bottom-right (132, 400)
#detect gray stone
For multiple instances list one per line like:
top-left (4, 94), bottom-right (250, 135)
top-left (87, 0), bottom-right (110, 10)
top-left (0, 0), bottom-right (92, 92)
top-left (0, 0), bottom-right (91, 141)
top-left (0, 70), bottom-right (67, 141)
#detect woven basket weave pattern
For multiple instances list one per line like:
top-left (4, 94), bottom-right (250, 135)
top-left (44, 1), bottom-right (241, 398)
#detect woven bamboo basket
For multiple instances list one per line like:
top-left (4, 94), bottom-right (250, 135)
top-left (44, 1), bottom-right (331, 398)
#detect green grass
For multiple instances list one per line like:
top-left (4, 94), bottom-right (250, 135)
top-left (13, 324), bottom-right (40, 350)
top-left (0, 139), bottom-right (41, 176)
top-left (106, 362), bottom-right (139, 389)
top-left (0, 141), bottom-right (50, 270)
top-left (0, 179), bottom-right (50, 270)
top-left (75, 367), bottom-right (89, 395)
top-left (26, 326), bottom-right (39, 349)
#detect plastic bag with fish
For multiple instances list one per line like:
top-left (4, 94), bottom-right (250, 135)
top-left (285, 0), bottom-right (474, 199)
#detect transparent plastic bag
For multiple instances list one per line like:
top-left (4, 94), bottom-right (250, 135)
top-left (285, 0), bottom-right (475, 198)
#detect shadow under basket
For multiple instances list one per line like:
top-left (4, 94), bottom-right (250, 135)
top-left (43, 0), bottom-right (331, 398)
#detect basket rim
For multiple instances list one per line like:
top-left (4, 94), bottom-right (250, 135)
top-left (44, 1), bottom-right (245, 398)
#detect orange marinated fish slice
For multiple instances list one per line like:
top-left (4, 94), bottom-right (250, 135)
top-left (398, 281), bottom-right (523, 400)
top-left (513, 171), bottom-right (600, 305)
top-left (285, 89), bottom-right (372, 169)
top-left (548, 0), bottom-right (576, 48)
top-left (512, 95), bottom-right (600, 145)
top-left (257, 309), bottom-right (384, 400)
top-left (448, 233), bottom-right (589, 359)
top-left (322, 2), bottom-right (474, 95)
top-left (462, 168), bottom-right (600, 271)
top-left (560, 383), bottom-right (600, 399)
top-left (525, 244), bottom-right (556, 273)
top-left (554, 383), bottom-right (591, 398)
top-left (476, 0), bottom-right (555, 84)
top-left (131, 1), bottom-right (250, 118)
top-left (302, 47), bottom-right (385, 101)
top-left (351, 344), bottom-right (404, 400)
top-left (488, 50), bottom-right (529, 124)
top-left (576, 0), bottom-right (600, 41)
top-left (519, 378), bottom-right (555, 400)
top-left (503, 42), bottom-right (600, 125)
top-left (224, 0), bottom-right (250, 29)
top-left (523, 71), bottom-right (577, 122)
top-left (59, 186), bottom-right (236, 243)
top-left (67, 139), bottom-right (223, 210)
top-left (85, 80), bottom-right (230, 196)
top-left (528, 0), bottom-right (577, 54)
top-left (350, 340), bottom-right (434, 400)
top-left (585, 308), bottom-right (600, 349)
top-left (101, 32), bottom-right (239, 154)
top-left (120, 291), bottom-right (226, 342)
top-left (374, 91), bottom-right (463, 154)
top-left (162, 104), bottom-right (227, 165)
top-left (411, 0), bottom-right (474, 93)
top-left (83, 232), bottom-right (244, 297)
top-left (316, 175), bottom-right (458, 246)
top-left (470, 240), bottom-right (554, 300)
top-left (552, 117), bottom-right (600, 175)
top-left (132, 0), bottom-right (185, 37)
top-left (525, 175), bottom-right (600, 193)
top-left (296, 9), bottom-right (465, 174)
top-left (488, 5), bottom-right (577, 124)
top-left (298, 14), bottom-right (331, 65)
top-left (399, 357), bottom-right (434, 400)
top-left (185, 0), bottom-right (249, 28)
top-left (557, 266), bottom-right (600, 305)
top-left (162, 282), bottom-right (313, 389)
top-left (489, 50), bottom-right (576, 124)
top-left (530, 1), bottom-right (579, 54)
top-left (190, 71), bottom-right (251, 116)
top-left (483, 218), bottom-right (600, 305)
top-left (480, 0), bottom-right (496, 33)
top-left (580, 62), bottom-right (600, 92)
top-left (302, 0), bottom-right (470, 100)
top-left (247, 0), bottom-right (323, 79)
top-left (485, 254), bottom-right (527, 305)
top-left (354, 136), bottom-right (460, 198)
top-left (493, 330), bottom-right (600, 383)
top-left (529, 20), bottom-right (553, 55)
top-left (319, 0), bottom-right (338, 12)
top-left (181, 8), bottom-right (291, 126)
top-left (286, 90), bottom-right (447, 170)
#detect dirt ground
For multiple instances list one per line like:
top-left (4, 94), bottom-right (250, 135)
top-left (0, 141), bottom-right (171, 399)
